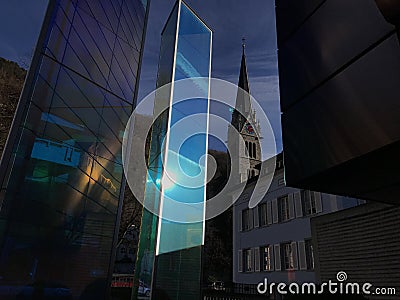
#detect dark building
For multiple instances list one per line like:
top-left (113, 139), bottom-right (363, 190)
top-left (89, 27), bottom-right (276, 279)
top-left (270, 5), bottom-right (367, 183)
top-left (0, 0), bottom-right (149, 298)
top-left (276, 0), bottom-right (400, 203)
top-left (311, 202), bottom-right (400, 299)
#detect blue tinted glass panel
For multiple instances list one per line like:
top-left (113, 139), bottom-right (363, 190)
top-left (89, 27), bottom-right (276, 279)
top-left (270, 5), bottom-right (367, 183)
top-left (157, 2), bottom-right (212, 255)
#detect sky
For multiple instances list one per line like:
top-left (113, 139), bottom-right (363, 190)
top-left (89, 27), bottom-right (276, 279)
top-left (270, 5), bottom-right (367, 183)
top-left (0, 0), bottom-right (282, 153)
top-left (0, 0), bottom-right (48, 66)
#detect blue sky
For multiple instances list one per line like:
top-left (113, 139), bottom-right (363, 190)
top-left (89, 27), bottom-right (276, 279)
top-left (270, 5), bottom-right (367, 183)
top-left (0, 0), bottom-right (282, 152)
top-left (0, 0), bottom-right (48, 65)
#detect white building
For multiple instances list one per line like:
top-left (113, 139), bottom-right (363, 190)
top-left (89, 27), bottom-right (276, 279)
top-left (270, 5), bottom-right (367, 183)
top-left (232, 153), bottom-right (365, 292)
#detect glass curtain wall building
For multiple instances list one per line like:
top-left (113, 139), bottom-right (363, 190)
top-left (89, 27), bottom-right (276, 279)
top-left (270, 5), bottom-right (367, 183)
top-left (134, 1), bottom-right (212, 299)
top-left (0, 0), bottom-right (149, 298)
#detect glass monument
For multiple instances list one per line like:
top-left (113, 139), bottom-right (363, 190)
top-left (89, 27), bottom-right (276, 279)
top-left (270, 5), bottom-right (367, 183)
top-left (133, 1), bottom-right (212, 299)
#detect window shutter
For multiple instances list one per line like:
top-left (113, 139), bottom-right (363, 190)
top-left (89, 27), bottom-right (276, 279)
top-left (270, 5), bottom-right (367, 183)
top-left (272, 199), bottom-right (278, 223)
top-left (238, 250), bottom-right (243, 272)
top-left (294, 191), bottom-right (303, 217)
top-left (330, 194), bottom-right (338, 212)
top-left (254, 247), bottom-right (260, 272)
top-left (267, 201), bottom-right (272, 225)
top-left (315, 192), bottom-right (322, 213)
top-left (306, 190), bottom-right (311, 201)
top-left (250, 248), bottom-right (255, 272)
top-left (253, 207), bottom-right (259, 228)
top-left (274, 244), bottom-right (281, 271)
top-left (298, 241), bottom-right (307, 270)
top-left (239, 210), bottom-right (243, 232)
top-left (288, 193), bottom-right (295, 219)
top-left (291, 241), bottom-right (298, 270)
top-left (269, 245), bottom-right (274, 271)
top-left (249, 208), bottom-right (254, 229)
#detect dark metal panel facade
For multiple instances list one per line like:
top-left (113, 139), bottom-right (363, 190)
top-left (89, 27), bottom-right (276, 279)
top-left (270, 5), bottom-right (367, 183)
top-left (311, 202), bottom-right (400, 299)
top-left (276, 0), bottom-right (400, 203)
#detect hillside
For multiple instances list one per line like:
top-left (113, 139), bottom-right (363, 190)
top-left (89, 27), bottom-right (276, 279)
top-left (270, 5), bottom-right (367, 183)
top-left (0, 57), bottom-right (27, 157)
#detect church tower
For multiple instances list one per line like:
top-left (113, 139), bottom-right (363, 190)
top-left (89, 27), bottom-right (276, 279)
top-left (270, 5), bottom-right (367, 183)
top-left (228, 41), bottom-right (261, 183)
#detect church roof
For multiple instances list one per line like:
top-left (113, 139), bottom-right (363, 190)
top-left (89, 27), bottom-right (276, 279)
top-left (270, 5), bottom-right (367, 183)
top-left (238, 43), bottom-right (250, 100)
top-left (231, 41), bottom-right (253, 132)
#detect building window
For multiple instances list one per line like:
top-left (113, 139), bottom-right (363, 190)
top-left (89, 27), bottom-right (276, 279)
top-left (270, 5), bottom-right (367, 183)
top-left (260, 246), bottom-right (272, 271)
top-left (278, 195), bottom-right (290, 222)
top-left (281, 242), bottom-right (294, 270)
top-left (249, 142), bottom-right (253, 158)
top-left (242, 209), bottom-right (251, 231)
top-left (251, 170), bottom-right (255, 178)
top-left (259, 203), bottom-right (268, 226)
top-left (245, 141), bottom-right (249, 156)
top-left (301, 190), bottom-right (317, 215)
top-left (305, 240), bottom-right (314, 270)
top-left (253, 143), bottom-right (256, 159)
top-left (244, 249), bottom-right (253, 272)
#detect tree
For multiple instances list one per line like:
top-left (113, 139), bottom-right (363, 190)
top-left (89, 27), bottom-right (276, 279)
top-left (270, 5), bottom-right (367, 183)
top-left (0, 57), bottom-right (27, 157)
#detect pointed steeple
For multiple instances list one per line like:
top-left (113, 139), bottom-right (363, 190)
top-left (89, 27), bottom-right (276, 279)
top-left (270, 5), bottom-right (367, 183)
top-left (238, 38), bottom-right (250, 96)
top-left (228, 40), bottom-right (261, 184)
top-left (231, 39), bottom-right (252, 132)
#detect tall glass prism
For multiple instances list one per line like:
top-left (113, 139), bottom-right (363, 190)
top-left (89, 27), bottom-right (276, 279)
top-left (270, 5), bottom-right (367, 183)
top-left (134, 1), bottom-right (212, 298)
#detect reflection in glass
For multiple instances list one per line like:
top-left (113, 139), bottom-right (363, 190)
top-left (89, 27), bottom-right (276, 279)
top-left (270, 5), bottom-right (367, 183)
top-left (0, 0), bottom-right (148, 299)
top-left (134, 1), bottom-right (212, 299)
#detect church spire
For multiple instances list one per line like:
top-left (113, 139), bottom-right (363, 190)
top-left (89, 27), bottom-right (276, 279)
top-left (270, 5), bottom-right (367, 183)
top-left (231, 39), bottom-right (252, 132)
top-left (238, 37), bottom-right (250, 96)
top-left (228, 40), bottom-right (261, 183)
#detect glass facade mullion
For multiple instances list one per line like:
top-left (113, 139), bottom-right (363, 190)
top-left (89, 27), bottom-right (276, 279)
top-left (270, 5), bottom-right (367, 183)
top-left (42, 84), bottom-right (121, 159)
top-left (121, 6), bottom-right (142, 47)
top-left (37, 64), bottom-right (131, 154)
top-left (114, 37), bottom-right (140, 80)
top-left (77, 0), bottom-right (120, 34)
top-left (42, 53), bottom-right (135, 109)
top-left (73, 10), bottom-right (114, 67)
top-left (109, 57), bottom-right (135, 100)
top-left (15, 121), bottom-right (123, 202)
top-left (65, 27), bottom-right (110, 90)
top-left (96, 0), bottom-right (122, 33)
top-left (124, 0), bottom-right (146, 31)
top-left (56, 68), bottom-right (127, 144)
top-left (117, 36), bottom-right (140, 68)
top-left (114, 38), bottom-right (139, 89)
top-left (118, 9), bottom-right (141, 51)
top-left (74, 7), bottom-right (116, 56)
